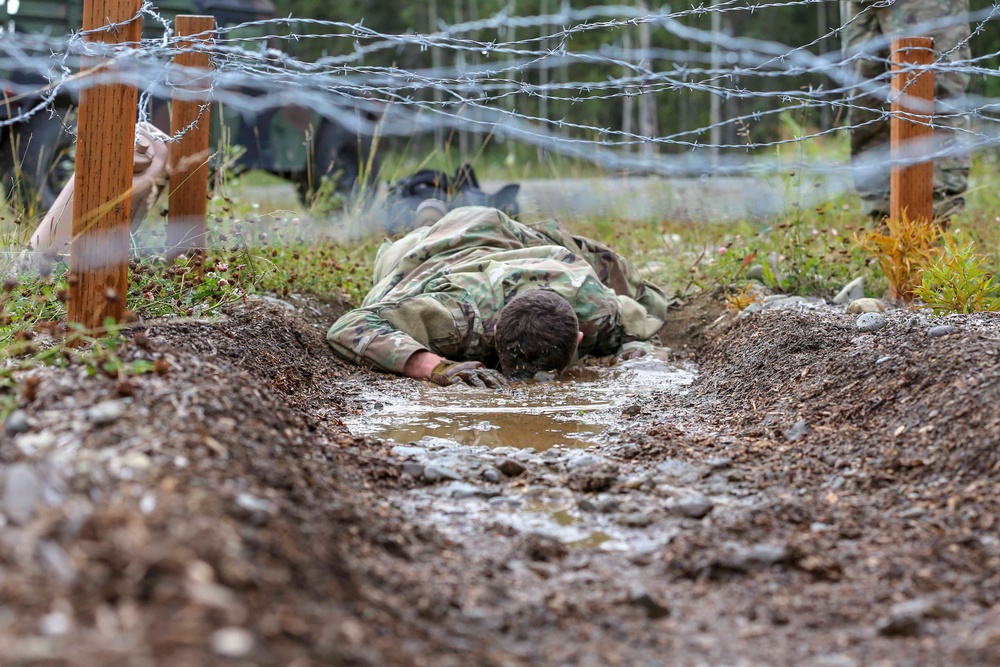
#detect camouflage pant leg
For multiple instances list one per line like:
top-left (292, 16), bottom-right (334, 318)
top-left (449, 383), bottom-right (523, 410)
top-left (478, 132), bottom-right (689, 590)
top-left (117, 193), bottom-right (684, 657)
top-left (841, 0), bottom-right (971, 217)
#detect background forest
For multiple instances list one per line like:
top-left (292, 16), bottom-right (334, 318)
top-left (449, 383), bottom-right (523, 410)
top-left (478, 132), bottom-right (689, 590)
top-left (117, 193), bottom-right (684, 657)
top-left (269, 0), bottom-right (1000, 160)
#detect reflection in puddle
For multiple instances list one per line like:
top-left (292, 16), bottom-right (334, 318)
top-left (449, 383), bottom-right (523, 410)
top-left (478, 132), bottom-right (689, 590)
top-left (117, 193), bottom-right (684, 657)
top-left (348, 356), bottom-right (695, 451)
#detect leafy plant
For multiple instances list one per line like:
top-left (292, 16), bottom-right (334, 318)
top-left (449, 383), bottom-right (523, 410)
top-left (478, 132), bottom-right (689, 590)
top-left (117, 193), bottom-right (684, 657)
top-left (912, 236), bottom-right (1000, 314)
top-left (855, 209), bottom-right (942, 302)
top-left (724, 283), bottom-right (761, 312)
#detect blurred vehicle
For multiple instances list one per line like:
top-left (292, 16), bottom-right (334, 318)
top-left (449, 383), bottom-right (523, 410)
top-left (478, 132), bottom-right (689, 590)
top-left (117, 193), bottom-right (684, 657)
top-left (0, 0), bottom-right (379, 213)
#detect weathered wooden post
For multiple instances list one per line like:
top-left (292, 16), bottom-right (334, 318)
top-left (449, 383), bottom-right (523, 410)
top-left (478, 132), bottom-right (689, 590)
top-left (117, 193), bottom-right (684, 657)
top-left (69, 0), bottom-right (142, 332)
top-left (168, 15), bottom-right (215, 262)
top-left (890, 37), bottom-right (935, 225)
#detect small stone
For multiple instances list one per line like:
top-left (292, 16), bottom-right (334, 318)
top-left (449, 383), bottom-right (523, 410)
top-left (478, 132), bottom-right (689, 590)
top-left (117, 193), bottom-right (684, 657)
top-left (578, 498), bottom-right (597, 512)
top-left (669, 495), bottom-right (714, 519)
top-left (14, 430), bottom-right (56, 456)
top-left (236, 493), bottom-right (275, 515)
top-left (39, 611), bottom-right (72, 636)
top-left (622, 404), bottom-right (641, 418)
top-left (706, 457), bottom-right (732, 469)
top-left (38, 541), bottom-right (77, 583)
top-left (120, 452), bottom-right (152, 471)
top-left (422, 466), bottom-right (463, 483)
top-left (718, 543), bottom-right (789, 572)
top-left (746, 264), bottom-right (766, 282)
top-left (212, 627), bottom-right (254, 657)
top-left (566, 453), bottom-right (605, 470)
top-left (401, 462), bottom-right (425, 479)
top-left (847, 297), bottom-right (886, 314)
top-left (856, 312), bottom-right (887, 333)
top-left (596, 498), bottom-right (620, 514)
top-left (617, 511), bottom-right (653, 528)
top-left (656, 458), bottom-right (701, 482)
top-left (522, 533), bottom-right (568, 562)
top-left (4, 463), bottom-right (42, 524)
top-left (834, 277), bottom-right (866, 305)
top-left (783, 419), bottom-right (811, 442)
top-left (4, 409), bottom-right (29, 435)
top-left (876, 598), bottom-right (940, 637)
top-left (928, 325), bottom-right (957, 338)
top-left (447, 482), bottom-right (489, 499)
top-left (86, 400), bottom-right (126, 426)
top-left (621, 476), bottom-right (645, 490)
top-left (481, 467), bottom-right (502, 483)
top-left (496, 458), bottom-right (526, 477)
top-left (629, 588), bottom-right (671, 620)
top-left (899, 506), bottom-right (926, 520)
top-left (390, 445), bottom-right (425, 459)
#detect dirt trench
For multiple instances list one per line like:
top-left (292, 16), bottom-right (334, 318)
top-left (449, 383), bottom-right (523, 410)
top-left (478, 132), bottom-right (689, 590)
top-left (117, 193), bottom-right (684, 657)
top-left (0, 295), bottom-right (999, 666)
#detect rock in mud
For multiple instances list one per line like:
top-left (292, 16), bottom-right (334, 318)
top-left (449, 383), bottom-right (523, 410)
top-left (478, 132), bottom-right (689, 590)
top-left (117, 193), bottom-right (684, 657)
top-left (876, 598), bottom-right (944, 637)
top-left (496, 458), bottom-right (526, 477)
top-left (4, 409), bottom-right (29, 435)
top-left (856, 312), bottom-right (887, 333)
top-left (481, 467), bottom-right (502, 483)
top-left (834, 277), bottom-right (866, 305)
top-left (847, 298), bottom-right (886, 314)
top-left (617, 511), bottom-right (654, 528)
top-left (15, 430), bottom-right (57, 456)
top-left (566, 464), bottom-right (618, 493)
top-left (783, 419), bottom-right (811, 442)
top-left (655, 458), bottom-right (704, 484)
top-left (422, 466), bottom-right (463, 484)
top-left (212, 627), bottom-right (255, 657)
top-left (566, 453), bottom-right (606, 470)
top-left (86, 400), bottom-right (127, 426)
top-left (401, 462), bottom-right (425, 479)
top-left (717, 543), bottom-right (789, 573)
top-left (390, 445), bottom-right (426, 460)
top-left (628, 587), bottom-right (671, 620)
top-left (522, 533), bottom-right (568, 562)
top-left (928, 325), bottom-right (958, 338)
top-left (3, 463), bottom-right (42, 524)
top-left (668, 495), bottom-right (714, 519)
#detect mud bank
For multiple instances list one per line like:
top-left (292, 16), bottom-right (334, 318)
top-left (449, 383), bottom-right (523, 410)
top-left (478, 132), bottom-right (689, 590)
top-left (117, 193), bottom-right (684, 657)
top-left (1, 297), bottom-right (999, 666)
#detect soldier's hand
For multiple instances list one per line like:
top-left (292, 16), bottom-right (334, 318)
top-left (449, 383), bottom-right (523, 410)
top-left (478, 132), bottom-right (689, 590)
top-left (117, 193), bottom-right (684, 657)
top-left (617, 341), bottom-right (651, 362)
top-left (430, 360), bottom-right (508, 389)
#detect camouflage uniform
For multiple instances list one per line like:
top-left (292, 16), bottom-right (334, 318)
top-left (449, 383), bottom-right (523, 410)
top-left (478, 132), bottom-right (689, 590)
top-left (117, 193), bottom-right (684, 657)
top-left (327, 206), bottom-right (669, 374)
top-left (841, 0), bottom-right (971, 218)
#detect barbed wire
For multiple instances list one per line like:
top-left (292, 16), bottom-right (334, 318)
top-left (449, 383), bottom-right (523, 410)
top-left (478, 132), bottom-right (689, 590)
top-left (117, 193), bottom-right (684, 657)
top-left (0, 1), bottom-right (996, 184)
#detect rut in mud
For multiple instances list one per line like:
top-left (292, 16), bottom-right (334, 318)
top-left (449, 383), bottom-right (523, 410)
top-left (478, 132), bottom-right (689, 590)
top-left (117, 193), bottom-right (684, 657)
top-left (1, 295), bottom-right (999, 666)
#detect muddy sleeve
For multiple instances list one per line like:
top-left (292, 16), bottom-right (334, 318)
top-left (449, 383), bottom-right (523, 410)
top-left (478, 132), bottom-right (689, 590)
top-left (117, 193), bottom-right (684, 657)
top-left (570, 235), bottom-right (670, 334)
top-left (327, 293), bottom-right (476, 375)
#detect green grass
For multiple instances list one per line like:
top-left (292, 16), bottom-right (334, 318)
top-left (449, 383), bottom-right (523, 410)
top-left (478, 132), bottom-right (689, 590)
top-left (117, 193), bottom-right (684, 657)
top-left (3, 138), bottom-right (1000, 420)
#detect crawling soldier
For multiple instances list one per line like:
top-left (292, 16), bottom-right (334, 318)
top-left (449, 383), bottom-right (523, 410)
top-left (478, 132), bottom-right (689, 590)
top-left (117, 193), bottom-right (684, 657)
top-left (327, 203), bottom-right (669, 387)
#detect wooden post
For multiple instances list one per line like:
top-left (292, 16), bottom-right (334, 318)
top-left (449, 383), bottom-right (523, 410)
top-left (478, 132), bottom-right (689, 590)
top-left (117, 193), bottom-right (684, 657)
top-left (69, 0), bottom-right (142, 332)
top-left (168, 15), bottom-right (215, 261)
top-left (890, 37), bottom-right (935, 225)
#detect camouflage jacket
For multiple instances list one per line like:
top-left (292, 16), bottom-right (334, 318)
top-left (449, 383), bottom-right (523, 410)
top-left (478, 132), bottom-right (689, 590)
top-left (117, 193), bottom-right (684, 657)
top-left (326, 206), bottom-right (670, 374)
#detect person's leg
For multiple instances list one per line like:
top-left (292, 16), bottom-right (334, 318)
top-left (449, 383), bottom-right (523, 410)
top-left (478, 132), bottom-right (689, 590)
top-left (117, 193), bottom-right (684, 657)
top-left (878, 0), bottom-right (971, 222)
top-left (842, 0), bottom-right (892, 219)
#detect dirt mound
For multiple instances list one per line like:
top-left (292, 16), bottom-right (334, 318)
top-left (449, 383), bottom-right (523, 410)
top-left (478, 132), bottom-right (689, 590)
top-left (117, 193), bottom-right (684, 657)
top-left (0, 301), bottom-right (496, 666)
top-left (3, 296), bottom-right (1000, 666)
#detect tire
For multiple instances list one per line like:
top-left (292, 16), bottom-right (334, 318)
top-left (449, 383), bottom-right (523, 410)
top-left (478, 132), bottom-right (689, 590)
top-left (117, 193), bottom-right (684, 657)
top-left (7, 107), bottom-right (76, 213)
top-left (295, 120), bottom-right (378, 208)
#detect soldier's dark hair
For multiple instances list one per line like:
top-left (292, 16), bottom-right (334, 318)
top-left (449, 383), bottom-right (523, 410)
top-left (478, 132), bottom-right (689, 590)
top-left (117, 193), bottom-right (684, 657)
top-left (494, 290), bottom-right (580, 379)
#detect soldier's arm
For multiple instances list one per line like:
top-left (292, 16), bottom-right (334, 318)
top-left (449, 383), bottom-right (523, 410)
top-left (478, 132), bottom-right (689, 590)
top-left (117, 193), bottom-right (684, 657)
top-left (326, 292), bottom-right (475, 375)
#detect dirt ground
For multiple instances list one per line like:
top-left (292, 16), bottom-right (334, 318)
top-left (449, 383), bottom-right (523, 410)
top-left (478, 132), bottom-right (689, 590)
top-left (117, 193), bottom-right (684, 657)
top-left (1, 292), bottom-right (999, 666)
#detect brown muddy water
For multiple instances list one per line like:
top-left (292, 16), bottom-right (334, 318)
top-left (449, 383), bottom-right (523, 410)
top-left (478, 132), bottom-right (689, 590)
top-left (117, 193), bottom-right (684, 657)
top-left (345, 354), bottom-right (696, 450)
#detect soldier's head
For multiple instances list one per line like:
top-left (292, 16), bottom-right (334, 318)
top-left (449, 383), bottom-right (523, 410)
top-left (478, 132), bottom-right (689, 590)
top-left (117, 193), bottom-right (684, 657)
top-left (494, 290), bottom-right (582, 380)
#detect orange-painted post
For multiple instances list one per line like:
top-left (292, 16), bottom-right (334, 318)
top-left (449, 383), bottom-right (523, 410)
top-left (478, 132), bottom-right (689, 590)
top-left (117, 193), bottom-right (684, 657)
top-left (69, 0), bottom-right (142, 332)
top-left (890, 37), bottom-right (935, 226)
top-left (168, 15), bottom-right (215, 261)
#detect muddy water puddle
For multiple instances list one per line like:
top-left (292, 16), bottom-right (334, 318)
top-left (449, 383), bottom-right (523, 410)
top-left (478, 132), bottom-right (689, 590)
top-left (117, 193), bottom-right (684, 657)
top-left (346, 355), bottom-right (695, 451)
